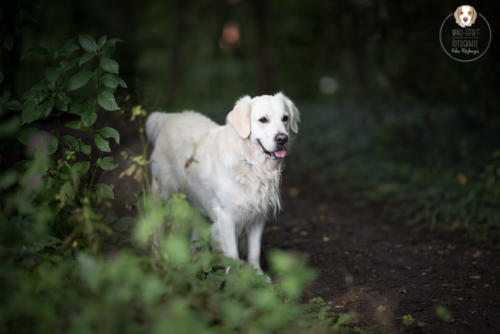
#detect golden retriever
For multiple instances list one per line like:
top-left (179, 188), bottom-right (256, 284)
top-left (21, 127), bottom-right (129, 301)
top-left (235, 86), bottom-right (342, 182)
top-left (146, 93), bottom-right (300, 273)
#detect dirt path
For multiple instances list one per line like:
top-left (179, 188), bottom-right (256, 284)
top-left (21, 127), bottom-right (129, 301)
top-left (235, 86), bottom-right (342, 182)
top-left (263, 181), bottom-right (500, 333)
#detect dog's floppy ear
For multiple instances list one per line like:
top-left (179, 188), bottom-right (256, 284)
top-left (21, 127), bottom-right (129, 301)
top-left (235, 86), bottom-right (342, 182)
top-left (471, 6), bottom-right (477, 24)
top-left (227, 95), bottom-right (252, 138)
top-left (454, 6), bottom-right (461, 24)
top-left (276, 92), bottom-right (300, 134)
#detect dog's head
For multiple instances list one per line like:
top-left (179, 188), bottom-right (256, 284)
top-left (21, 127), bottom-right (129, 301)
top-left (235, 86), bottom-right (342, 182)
top-left (454, 5), bottom-right (477, 27)
top-left (226, 92), bottom-right (300, 160)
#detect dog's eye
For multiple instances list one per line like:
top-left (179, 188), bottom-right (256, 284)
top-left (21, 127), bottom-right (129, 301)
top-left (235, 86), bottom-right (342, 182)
top-left (258, 117), bottom-right (269, 123)
top-left (282, 115), bottom-right (289, 122)
top-left (460, 11), bottom-right (463, 15)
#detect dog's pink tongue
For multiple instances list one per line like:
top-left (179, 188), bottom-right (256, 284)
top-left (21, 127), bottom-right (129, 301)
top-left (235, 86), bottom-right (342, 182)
top-left (274, 149), bottom-right (287, 159)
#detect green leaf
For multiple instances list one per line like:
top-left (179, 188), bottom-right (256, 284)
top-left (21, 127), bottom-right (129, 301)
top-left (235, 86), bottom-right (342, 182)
top-left (45, 67), bottom-right (63, 84)
top-left (98, 36), bottom-right (107, 48)
top-left (78, 34), bottom-right (97, 52)
top-left (435, 305), bottom-right (452, 322)
top-left (99, 127), bottom-right (120, 144)
top-left (95, 183), bottom-right (114, 199)
top-left (78, 51), bottom-right (96, 66)
top-left (80, 98), bottom-right (97, 126)
top-left (47, 133), bottom-right (58, 155)
top-left (67, 71), bottom-right (94, 91)
top-left (82, 98), bottom-right (95, 112)
top-left (39, 98), bottom-right (55, 117)
top-left (97, 156), bottom-right (118, 171)
top-left (73, 161), bottom-right (90, 176)
top-left (104, 38), bottom-right (122, 49)
top-left (0, 71), bottom-right (3, 84)
top-left (100, 58), bottom-right (119, 74)
top-left (69, 98), bottom-right (93, 116)
top-left (55, 39), bottom-right (79, 58)
top-left (102, 38), bottom-right (122, 58)
top-left (65, 121), bottom-right (89, 131)
top-left (101, 74), bottom-right (127, 89)
top-left (60, 58), bottom-right (78, 71)
top-left (58, 181), bottom-right (75, 207)
top-left (332, 314), bottom-right (351, 331)
top-left (55, 93), bottom-right (71, 112)
top-left (63, 135), bottom-right (79, 150)
top-left (33, 83), bottom-right (50, 101)
top-left (21, 100), bottom-right (41, 124)
top-left (165, 236), bottom-right (191, 264)
top-left (78, 139), bottom-right (91, 155)
top-left (81, 111), bottom-right (97, 127)
top-left (94, 134), bottom-right (111, 152)
top-left (68, 102), bottom-right (83, 115)
top-left (402, 314), bottom-right (415, 326)
top-left (102, 47), bottom-right (113, 58)
top-left (97, 91), bottom-right (119, 111)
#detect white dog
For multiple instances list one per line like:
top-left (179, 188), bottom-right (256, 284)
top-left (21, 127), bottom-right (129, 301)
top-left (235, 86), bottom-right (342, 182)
top-left (454, 5), bottom-right (477, 28)
top-left (146, 93), bottom-right (299, 272)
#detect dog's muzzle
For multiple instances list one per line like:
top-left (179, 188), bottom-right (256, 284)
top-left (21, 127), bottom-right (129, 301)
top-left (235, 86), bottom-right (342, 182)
top-left (257, 139), bottom-right (287, 160)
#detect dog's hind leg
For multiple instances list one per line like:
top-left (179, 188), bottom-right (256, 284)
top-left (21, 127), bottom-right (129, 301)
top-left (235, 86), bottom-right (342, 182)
top-left (246, 219), bottom-right (265, 273)
top-left (211, 206), bottom-right (239, 261)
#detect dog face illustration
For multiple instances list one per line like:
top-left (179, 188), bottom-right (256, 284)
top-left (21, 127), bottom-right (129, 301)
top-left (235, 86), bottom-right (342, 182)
top-left (454, 5), bottom-right (477, 28)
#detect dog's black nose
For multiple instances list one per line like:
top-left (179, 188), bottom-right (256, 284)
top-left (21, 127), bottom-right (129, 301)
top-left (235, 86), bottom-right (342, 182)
top-left (275, 133), bottom-right (288, 145)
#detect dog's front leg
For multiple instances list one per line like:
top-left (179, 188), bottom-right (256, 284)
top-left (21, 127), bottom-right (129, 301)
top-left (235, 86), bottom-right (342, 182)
top-left (212, 207), bottom-right (239, 261)
top-left (247, 219), bottom-right (266, 273)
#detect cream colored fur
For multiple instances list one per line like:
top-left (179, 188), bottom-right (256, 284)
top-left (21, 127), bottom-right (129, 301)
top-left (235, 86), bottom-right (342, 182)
top-left (146, 93), bottom-right (299, 272)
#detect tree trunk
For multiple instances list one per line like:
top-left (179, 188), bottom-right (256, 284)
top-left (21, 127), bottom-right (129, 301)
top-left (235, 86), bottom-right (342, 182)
top-left (252, 0), bottom-right (274, 94)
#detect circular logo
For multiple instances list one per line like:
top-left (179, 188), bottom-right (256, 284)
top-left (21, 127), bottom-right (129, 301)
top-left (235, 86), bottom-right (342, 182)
top-left (439, 5), bottom-right (492, 62)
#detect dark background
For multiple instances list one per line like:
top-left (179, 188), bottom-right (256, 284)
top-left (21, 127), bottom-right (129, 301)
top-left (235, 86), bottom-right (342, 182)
top-left (4, 0), bottom-right (499, 115)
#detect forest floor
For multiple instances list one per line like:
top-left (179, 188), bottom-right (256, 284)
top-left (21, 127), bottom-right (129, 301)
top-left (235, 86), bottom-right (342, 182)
top-left (262, 173), bottom-right (500, 333)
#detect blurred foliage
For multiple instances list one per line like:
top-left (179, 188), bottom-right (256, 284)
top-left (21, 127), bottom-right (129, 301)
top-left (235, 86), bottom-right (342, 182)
top-left (0, 167), bottom-right (324, 334)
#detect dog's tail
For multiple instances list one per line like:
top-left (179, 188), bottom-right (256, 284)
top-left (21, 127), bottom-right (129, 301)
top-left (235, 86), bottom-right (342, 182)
top-left (145, 112), bottom-right (168, 144)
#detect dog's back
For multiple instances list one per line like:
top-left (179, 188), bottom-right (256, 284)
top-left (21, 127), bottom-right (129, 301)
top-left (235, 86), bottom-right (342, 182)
top-left (147, 111), bottom-right (220, 198)
top-left (146, 111), bottom-right (218, 147)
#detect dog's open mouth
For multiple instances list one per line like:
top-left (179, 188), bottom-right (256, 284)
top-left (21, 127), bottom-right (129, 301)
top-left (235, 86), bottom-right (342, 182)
top-left (257, 139), bottom-right (287, 160)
